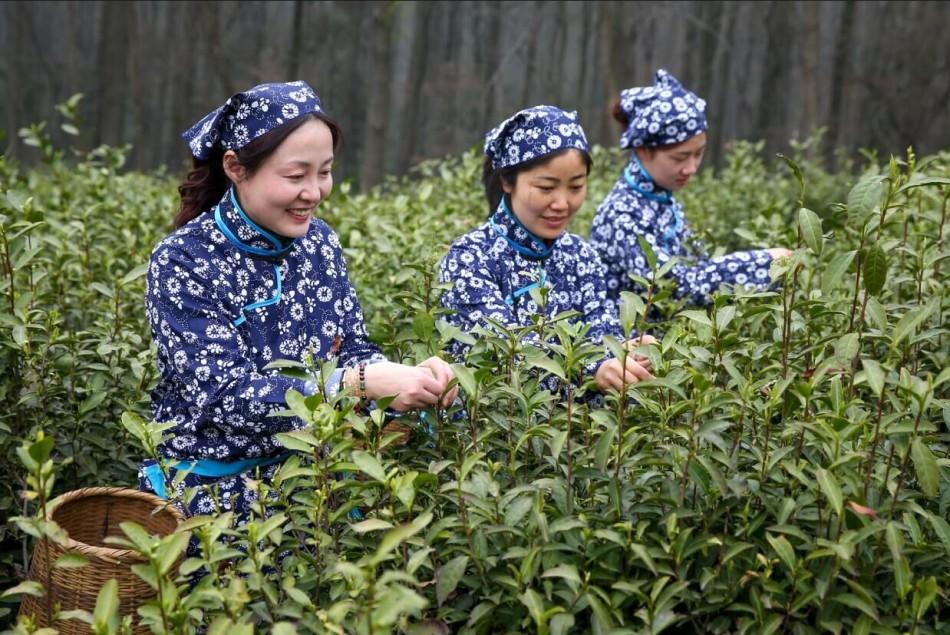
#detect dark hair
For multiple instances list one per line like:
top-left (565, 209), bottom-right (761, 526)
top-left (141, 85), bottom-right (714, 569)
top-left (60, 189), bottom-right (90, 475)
top-left (174, 112), bottom-right (343, 228)
top-left (610, 97), bottom-right (628, 130)
top-left (482, 149), bottom-right (593, 214)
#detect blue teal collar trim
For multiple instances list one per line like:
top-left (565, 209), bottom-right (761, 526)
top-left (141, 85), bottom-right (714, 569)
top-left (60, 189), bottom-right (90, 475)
top-left (213, 187), bottom-right (295, 261)
top-left (623, 154), bottom-right (673, 205)
top-left (488, 196), bottom-right (555, 260)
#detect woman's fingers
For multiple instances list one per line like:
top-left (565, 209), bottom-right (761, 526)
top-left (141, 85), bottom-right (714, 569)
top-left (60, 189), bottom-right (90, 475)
top-left (419, 357), bottom-right (458, 407)
top-left (622, 356), bottom-right (653, 382)
top-left (411, 371), bottom-right (445, 405)
top-left (628, 334), bottom-right (657, 347)
top-left (631, 354), bottom-right (652, 369)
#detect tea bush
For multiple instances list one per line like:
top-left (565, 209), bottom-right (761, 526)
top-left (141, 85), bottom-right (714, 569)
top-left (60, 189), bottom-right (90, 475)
top-left (1, 102), bottom-right (948, 634)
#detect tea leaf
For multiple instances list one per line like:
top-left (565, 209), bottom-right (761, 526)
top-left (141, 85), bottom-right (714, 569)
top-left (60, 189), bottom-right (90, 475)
top-left (891, 297), bottom-right (939, 348)
top-left (860, 359), bottom-right (885, 397)
top-left (351, 451), bottom-right (388, 483)
top-left (861, 245), bottom-right (887, 296)
top-left (848, 174), bottom-right (885, 222)
top-left (821, 250), bottom-right (856, 295)
top-left (815, 468), bottom-right (843, 518)
top-left (766, 534), bottom-right (797, 571)
top-left (798, 207), bottom-right (823, 255)
top-left (352, 518), bottom-right (394, 533)
top-left (910, 439), bottom-right (939, 497)
top-left (831, 593), bottom-right (879, 621)
top-left (93, 578), bottom-right (119, 633)
top-left (886, 523), bottom-right (911, 599)
top-left (436, 555), bottom-right (468, 605)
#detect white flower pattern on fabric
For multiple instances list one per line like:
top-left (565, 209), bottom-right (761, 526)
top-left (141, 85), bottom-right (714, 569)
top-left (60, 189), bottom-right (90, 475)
top-left (439, 201), bottom-right (628, 390)
top-left (590, 158), bottom-right (775, 311)
top-left (145, 189), bottom-right (384, 465)
top-left (484, 105), bottom-right (588, 170)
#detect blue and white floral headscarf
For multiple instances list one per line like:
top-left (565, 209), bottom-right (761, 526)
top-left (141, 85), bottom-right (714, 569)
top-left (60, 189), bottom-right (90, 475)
top-left (182, 81), bottom-right (325, 160)
top-left (618, 69), bottom-right (707, 150)
top-left (484, 105), bottom-right (589, 170)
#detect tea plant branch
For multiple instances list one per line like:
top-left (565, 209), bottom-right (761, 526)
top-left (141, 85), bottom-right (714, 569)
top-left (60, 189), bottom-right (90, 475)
top-left (887, 408), bottom-right (925, 521)
top-left (1, 223), bottom-right (15, 314)
top-left (615, 352), bottom-right (630, 482)
top-left (781, 259), bottom-right (804, 379)
top-left (862, 383), bottom-right (887, 500)
top-left (679, 395), bottom-right (699, 503)
top-left (565, 384), bottom-right (575, 517)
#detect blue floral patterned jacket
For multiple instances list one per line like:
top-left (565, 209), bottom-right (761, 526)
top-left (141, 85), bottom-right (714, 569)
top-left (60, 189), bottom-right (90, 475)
top-left (439, 198), bottom-right (625, 383)
top-left (590, 156), bottom-right (775, 310)
top-left (145, 188), bottom-right (384, 463)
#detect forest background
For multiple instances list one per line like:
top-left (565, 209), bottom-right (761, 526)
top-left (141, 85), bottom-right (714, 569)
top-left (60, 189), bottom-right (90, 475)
top-left (2, 0), bottom-right (949, 189)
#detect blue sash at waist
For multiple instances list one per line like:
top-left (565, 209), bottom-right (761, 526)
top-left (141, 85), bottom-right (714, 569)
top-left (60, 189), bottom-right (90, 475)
top-left (142, 453), bottom-right (291, 500)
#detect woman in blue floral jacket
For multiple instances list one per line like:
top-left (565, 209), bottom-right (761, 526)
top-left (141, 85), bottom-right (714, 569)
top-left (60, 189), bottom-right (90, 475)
top-left (439, 105), bottom-right (654, 394)
top-left (140, 81), bottom-right (456, 521)
top-left (590, 69), bottom-right (790, 310)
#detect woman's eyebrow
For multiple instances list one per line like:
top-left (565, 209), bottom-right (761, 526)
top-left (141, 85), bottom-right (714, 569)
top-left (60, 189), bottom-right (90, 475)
top-left (533, 173), bottom-right (586, 182)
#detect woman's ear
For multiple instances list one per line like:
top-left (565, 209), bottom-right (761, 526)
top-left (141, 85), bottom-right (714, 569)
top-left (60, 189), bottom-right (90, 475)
top-left (501, 175), bottom-right (514, 195)
top-left (222, 151), bottom-right (246, 183)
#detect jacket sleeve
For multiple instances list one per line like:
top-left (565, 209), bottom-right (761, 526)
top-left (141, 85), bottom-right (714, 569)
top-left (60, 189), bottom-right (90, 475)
top-left (438, 244), bottom-right (540, 361)
top-left (614, 210), bottom-right (775, 307)
top-left (327, 230), bottom-right (386, 368)
top-left (634, 237), bottom-right (774, 307)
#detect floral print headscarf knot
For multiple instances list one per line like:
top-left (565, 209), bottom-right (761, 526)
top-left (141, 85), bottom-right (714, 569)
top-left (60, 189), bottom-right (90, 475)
top-left (618, 69), bottom-right (707, 150)
top-left (182, 81), bottom-right (325, 160)
top-left (484, 105), bottom-right (589, 170)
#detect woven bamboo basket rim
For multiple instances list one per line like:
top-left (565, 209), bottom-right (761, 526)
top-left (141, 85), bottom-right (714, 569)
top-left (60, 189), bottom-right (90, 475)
top-left (47, 486), bottom-right (185, 563)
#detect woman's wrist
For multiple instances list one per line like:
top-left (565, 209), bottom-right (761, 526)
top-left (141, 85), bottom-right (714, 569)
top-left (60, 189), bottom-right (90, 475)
top-left (342, 364), bottom-right (368, 400)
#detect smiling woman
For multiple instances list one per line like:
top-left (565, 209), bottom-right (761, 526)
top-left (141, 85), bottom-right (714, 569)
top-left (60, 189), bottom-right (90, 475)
top-left (438, 105), bottom-right (655, 394)
top-left (222, 118), bottom-right (335, 239)
top-left (140, 81), bottom-right (457, 535)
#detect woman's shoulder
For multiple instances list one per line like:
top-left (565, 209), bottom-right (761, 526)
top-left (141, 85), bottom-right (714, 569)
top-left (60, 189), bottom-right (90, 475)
top-left (596, 179), bottom-right (646, 214)
top-left (296, 217), bottom-right (344, 252)
top-left (444, 222), bottom-right (493, 255)
top-left (149, 214), bottom-right (218, 264)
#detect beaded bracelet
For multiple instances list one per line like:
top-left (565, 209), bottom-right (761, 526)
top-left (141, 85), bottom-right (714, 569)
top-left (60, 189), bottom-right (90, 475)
top-left (342, 367), bottom-right (358, 397)
top-left (343, 364), bottom-right (368, 400)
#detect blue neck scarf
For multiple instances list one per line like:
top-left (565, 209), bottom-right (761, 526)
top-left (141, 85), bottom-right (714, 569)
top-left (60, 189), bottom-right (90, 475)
top-left (488, 197), bottom-right (554, 305)
top-left (488, 196), bottom-right (555, 260)
top-left (623, 154), bottom-right (672, 204)
top-left (213, 188), bottom-right (295, 261)
top-left (622, 156), bottom-right (684, 244)
top-left (213, 188), bottom-right (294, 325)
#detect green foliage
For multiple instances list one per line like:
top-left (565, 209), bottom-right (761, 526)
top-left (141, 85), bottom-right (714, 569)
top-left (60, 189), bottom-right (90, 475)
top-left (2, 103), bottom-right (949, 633)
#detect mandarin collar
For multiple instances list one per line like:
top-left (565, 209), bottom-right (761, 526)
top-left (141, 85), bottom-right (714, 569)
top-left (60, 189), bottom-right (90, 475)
top-left (622, 154), bottom-right (673, 204)
top-left (213, 187), bottom-right (296, 262)
top-left (488, 196), bottom-right (561, 261)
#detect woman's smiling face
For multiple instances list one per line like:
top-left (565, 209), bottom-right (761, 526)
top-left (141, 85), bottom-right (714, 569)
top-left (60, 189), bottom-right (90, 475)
top-left (226, 117), bottom-right (335, 238)
top-left (503, 149), bottom-right (589, 240)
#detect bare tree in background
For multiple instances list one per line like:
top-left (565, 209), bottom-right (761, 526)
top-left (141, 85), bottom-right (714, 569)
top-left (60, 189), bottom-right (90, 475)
top-left (0, 0), bottom-right (948, 189)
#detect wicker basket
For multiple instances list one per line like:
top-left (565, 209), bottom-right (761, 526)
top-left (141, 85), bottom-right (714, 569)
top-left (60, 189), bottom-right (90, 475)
top-left (18, 487), bottom-right (185, 634)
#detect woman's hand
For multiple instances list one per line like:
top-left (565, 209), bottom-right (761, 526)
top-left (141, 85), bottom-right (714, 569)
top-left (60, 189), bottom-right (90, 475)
top-left (594, 355), bottom-right (653, 392)
top-left (767, 247), bottom-right (792, 261)
top-left (626, 334), bottom-right (657, 350)
top-left (416, 356), bottom-right (459, 407)
top-left (363, 358), bottom-right (457, 411)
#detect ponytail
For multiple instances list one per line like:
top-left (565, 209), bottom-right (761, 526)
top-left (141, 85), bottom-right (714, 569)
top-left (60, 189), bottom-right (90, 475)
top-left (610, 97), bottom-right (628, 130)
